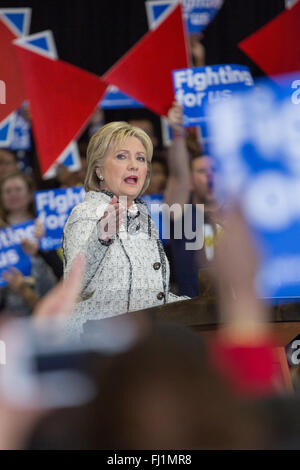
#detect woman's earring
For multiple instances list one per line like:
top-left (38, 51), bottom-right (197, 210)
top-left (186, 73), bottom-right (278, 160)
top-left (99, 175), bottom-right (104, 181)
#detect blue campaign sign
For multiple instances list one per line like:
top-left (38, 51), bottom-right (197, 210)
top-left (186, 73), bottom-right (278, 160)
top-left (207, 71), bottom-right (300, 301)
top-left (0, 113), bottom-right (16, 147)
top-left (34, 186), bottom-right (85, 250)
top-left (9, 109), bottom-right (31, 151)
top-left (183, 0), bottom-right (224, 34)
top-left (141, 193), bottom-right (166, 242)
top-left (100, 86), bottom-right (143, 109)
top-left (146, 0), bottom-right (223, 34)
top-left (0, 220), bottom-right (34, 287)
top-left (172, 65), bottom-right (254, 128)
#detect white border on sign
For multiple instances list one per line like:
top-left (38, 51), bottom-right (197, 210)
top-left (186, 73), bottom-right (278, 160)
top-left (43, 141), bottom-right (81, 180)
top-left (145, 0), bottom-right (180, 30)
top-left (13, 30), bottom-right (58, 60)
top-left (285, 0), bottom-right (299, 8)
top-left (0, 112), bottom-right (17, 147)
top-left (0, 8), bottom-right (31, 37)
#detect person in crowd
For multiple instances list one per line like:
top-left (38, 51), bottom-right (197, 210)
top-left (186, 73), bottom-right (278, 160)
top-left (0, 255), bottom-right (86, 450)
top-left (0, 171), bottom-right (36, 227)
top-left (143, 151), bottom-right (168, 195)
top-left (128, 118), bottom-right (159, 148)
top-left (0, 172), bottom-right (61, 315)
top-left (55, 163), bottom-right (82, 188)
top-left (54, 141), bottom-right (89, 188)
top-left (62, 121), bottom-right (189, 339)
top-left (164, 102), bottom-right (221, 297)
top-left (0, 171), bottom-right (63, 277)
top-left (0, 149), bottom-right (19, 180)
top-left (76, 140), bottom-right (89, 186)
top-left (87, 108), bottom-right (105, 140)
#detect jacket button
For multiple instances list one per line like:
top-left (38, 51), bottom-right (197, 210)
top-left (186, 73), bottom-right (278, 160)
top-left (153, 262), bottom-right (161, 270)
top-left (157, 292), bottom-right (164, 300)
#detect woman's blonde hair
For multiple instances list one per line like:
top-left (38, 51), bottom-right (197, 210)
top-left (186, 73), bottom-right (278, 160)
top-left (84, 121), bottom-right (153, 195)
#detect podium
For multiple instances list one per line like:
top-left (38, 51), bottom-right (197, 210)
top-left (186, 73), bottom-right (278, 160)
top-left (84, 297), bottom-right (300, 391)
top-left (127, 297), bottom-right (300, 391)
top-left (139, 297), bottom-right (300, 344)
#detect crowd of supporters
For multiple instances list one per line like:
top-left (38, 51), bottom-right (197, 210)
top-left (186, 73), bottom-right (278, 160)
top-left (0, 22), bottom-right (300, 447)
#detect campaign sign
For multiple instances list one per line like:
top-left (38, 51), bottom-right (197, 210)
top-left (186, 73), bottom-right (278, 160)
top-left (141, 193), bottom-right (166, 242)
top-left (183, 0), bottom-right (224, 33)
top-left (285, 0), bottom-right (298, 8)
top-left (207, 72), bottom-right (300, 301)
top-left (146, 0), bottom-right (223, 34)
top-left (0, 220), bottom-right (34, 287)
top-left (172, 65), bottom-right (254, 129)
top-left (9, 110), bottom-right (31, 151)
top-left (100, 86), bottom-right (143, 109)
top-left (35, 186), bottom-right (85, 250)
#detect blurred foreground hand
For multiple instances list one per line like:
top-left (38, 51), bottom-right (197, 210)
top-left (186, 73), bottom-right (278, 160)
top-left (33, 254), bottom-right (85, 321)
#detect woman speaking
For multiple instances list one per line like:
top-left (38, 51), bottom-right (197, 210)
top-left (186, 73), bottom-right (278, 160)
top-left (63, 121), bottom-right (187, 338)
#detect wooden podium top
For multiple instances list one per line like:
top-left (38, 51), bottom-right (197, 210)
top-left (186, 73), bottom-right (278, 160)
top-left (83, 297), bottom-right (300, 347)
top-left (127, 297), bottom-right (300, 346)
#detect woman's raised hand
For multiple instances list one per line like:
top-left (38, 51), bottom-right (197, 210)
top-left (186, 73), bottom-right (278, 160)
top-left (97, 195), bottom-right (126, 242)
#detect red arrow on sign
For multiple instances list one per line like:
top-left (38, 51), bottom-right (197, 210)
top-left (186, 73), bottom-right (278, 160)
top-left (239, 1), bottom-right (300, 79)
top-left (103, 3), bottom-right (189, 117)
top-left (0, 17), bottom-right (25, 123)
top-left (13, 39), bottom-right (107, 176)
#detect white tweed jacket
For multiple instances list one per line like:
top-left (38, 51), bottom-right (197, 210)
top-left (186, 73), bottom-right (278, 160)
top-left (62, 190), bottom-right (187, 338)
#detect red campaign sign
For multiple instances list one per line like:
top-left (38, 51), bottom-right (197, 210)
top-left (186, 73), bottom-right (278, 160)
top-left (239, 1), bottom-right (300, 79)
top-left (103, 4), bottom-right (189, 117)
top-left (13, 44), bottom-right (107, 176)
top-left (0, 18), bottom-right (25, 122)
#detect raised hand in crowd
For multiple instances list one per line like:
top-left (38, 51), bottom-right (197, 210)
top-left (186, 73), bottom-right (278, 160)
top-left (2, 267), bottom-right (27, 294)
top-left (21, 219), bottom-right (45, 257)
top-left (189, 32), bottom-right (206, 67)
top-left (167, 100), bottom-right (185, 135)
top-left (213, 207), bottom-right (268, 337)
top-left (33, 254), bottom-right (85, 321)
top-left (34, 219), bottom-right (45, 240)
top-left (2, 268), bottom-right (39, 309)
top-left (164, 101), bottom-right (190, 209)
top-left (209, 208), bottom-right (285, 396)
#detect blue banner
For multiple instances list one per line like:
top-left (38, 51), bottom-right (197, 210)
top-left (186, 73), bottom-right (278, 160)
top-left (146, 0), bottom-right (223, 34)
top-left (34, 186), bottom-right (85, 250)
top-left (172, 65), bottom-right (254, 129)
top-left (0, 220), bottom-right (34, 287)
top-left (207, 71), bottom-right (300, 301)
top-left (100, 86), bottom-right (143, 109)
